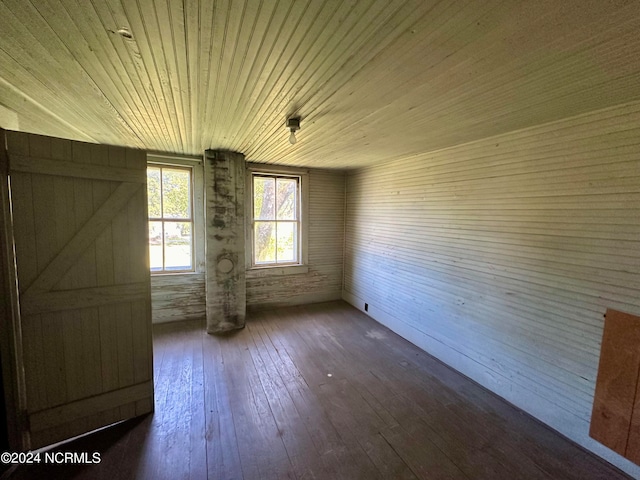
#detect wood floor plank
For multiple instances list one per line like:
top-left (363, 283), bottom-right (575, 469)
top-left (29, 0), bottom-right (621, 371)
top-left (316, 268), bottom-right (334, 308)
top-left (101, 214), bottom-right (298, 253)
top-left (322, 303), bottom-right (565, 479)
top-left (285, 306), bottom-right (417, 478)
top-left (316, 318), bottom-right (547, 478)
top-left (217, 328), bottom-right (294, 480)
top-left (318, 377), bottom-right (418, 480)
top-left (245, 313), bottom-right (330, 479)
top-left (188, 322), bottom-right (207, 480)
top-left (147, 321), bottom-right (190, 480)
top-left (265, 306), bottom-right (387, 480)
top-left (202, 327), bottom-right (243, 480)
top-left (379, 423), bottom-right (468, 480)
top-left (250, 312), bottom-right (352, 480)
top-left (155, 325), bottom-right (193, 480)
top-left (7, 301), bottom-right (633, 480)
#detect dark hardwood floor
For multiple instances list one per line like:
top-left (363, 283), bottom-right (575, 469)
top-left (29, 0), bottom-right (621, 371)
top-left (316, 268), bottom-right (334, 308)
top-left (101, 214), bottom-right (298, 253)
top-left (4, 301), bottom-right (631, 479)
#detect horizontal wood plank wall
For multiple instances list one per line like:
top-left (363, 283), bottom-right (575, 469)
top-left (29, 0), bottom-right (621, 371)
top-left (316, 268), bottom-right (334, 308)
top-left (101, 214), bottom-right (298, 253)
top-left (150, 274), bottom-right (205, 324)
top-left (247, 169), bottom-right (345, 309)
top-left (343, 100), bottom-right (640, 477)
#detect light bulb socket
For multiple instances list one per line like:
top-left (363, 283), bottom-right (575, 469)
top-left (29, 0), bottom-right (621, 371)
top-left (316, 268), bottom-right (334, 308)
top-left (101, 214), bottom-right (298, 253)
top-left (286, 117), bottom-right (300, 132)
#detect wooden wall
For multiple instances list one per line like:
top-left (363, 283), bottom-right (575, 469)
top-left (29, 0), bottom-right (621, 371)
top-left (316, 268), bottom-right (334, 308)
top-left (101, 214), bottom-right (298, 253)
top-left (150, 274), bottom-right (205, 324)
top-left (151, 166), bottom-right (345, 320)
top-left (343, 100), bottom-right (640, 476)
top-left (247, 169), bottom-right (345, 309)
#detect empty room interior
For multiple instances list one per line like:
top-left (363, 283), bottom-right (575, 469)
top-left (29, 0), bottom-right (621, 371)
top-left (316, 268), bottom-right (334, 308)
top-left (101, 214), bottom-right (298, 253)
top-left (1, 0), bottom-right (640, 479)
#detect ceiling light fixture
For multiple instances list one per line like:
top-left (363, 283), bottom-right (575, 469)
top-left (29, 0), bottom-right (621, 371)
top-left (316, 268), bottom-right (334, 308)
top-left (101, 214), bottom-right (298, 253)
top-left (286, 117), bottom-right (300, 145)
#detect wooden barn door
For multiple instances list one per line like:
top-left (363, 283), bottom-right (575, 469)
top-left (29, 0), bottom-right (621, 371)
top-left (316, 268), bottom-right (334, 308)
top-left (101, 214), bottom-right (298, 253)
top-left (3, 130), bottom-right (153, 449)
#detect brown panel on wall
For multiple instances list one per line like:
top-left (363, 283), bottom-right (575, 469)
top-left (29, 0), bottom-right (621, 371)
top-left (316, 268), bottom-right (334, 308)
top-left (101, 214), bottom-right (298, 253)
top-left (590, 308), bottom-right (640, 457)
top-left (627, 371), bottom-right (640, 464)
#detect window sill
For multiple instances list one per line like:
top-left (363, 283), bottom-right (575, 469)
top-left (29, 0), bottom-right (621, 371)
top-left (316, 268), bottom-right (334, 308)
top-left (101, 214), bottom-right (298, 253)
top-left (150, 270), bottom-right (201, 277)
top-left (246, 265), bottom-right (309, 278)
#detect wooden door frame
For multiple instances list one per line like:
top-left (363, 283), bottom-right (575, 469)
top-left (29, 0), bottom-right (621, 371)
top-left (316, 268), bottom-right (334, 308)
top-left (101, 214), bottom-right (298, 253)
top-left (0, 129), bottom-right (28, 450)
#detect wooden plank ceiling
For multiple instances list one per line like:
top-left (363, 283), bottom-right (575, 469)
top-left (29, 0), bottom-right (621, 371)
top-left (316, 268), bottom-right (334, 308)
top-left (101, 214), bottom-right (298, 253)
top-left (1, 0), bottom-right (639, 169)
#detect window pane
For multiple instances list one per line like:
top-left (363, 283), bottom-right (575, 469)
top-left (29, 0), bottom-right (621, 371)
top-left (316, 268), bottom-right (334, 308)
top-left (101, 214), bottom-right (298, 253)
top-left (164, 221), bottom-right (192, 270)
top-left (254, 176), bottom-right (275, 220)
top-left (149, 221), bottom-right (163, 271)
top-left (276, 178), bottom-right (297, 220)
top-left (277, 222), bottom-right (297, 263)
top-left (162, 168), bottom-right (190, 219)
top-left (254, 221), bottom-right (276, 264)
top-left (147, 168), bottom-right (161, 218)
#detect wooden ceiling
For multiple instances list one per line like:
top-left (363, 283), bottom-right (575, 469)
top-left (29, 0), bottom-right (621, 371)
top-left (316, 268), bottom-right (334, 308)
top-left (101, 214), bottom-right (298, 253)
top-left (1, 0), bottom-right (639, 169)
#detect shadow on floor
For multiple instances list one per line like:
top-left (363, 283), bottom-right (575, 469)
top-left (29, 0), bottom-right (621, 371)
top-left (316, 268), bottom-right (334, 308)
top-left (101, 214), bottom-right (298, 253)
top-left (3, 415), bottom-right (152, 480)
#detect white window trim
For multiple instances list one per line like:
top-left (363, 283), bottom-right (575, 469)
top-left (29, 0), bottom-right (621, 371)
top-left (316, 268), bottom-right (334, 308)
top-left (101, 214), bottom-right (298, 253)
top-left (147, 153), bottom-right (205, 275)
top-left (245, 163), bottom-right (309, 277)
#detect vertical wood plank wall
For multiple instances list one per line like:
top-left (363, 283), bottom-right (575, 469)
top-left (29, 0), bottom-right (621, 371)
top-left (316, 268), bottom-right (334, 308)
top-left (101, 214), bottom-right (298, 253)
top-left (343, 100), bottom-right (640, 476)
top-left (247, 169), bottom-right (345, 309)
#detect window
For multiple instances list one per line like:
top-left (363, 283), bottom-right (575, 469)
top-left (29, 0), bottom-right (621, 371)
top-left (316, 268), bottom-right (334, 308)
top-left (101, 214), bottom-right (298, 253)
top-left (251, 173), bottom-right (301, 266)
top-left (147, 165), bottom-right (194, 273)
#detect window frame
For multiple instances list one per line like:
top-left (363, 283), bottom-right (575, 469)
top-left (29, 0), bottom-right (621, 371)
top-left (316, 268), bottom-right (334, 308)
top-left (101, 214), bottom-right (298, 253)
top-left (147, 159), bottom-right (199, 275)
top-left (245, 164), bottom-right (309, 277)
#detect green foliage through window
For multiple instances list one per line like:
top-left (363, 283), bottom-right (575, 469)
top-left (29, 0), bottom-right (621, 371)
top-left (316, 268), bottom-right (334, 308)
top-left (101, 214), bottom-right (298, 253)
top-left (147, 165), bottom-right (193, 272)
top-left (252, 174), bottom-right (299, 265)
